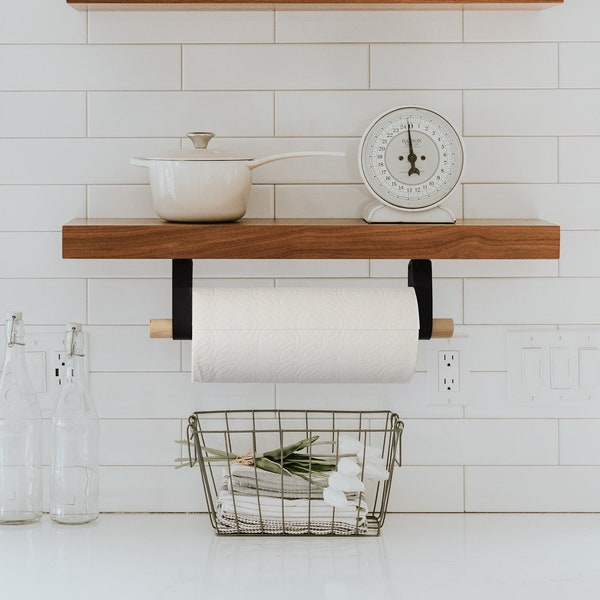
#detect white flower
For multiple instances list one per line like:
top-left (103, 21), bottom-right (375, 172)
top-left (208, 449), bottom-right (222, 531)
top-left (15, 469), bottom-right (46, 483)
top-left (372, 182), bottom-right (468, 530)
top-left (337, 457), bottom-right (361, 476)
top-left (338, 435), bottom-right (390, 482)
top-left (357, 444), bottom-right (384, 463)
top-left (362, 461), bottom-right (389, 481)
top-left (322, 437), bottom-right (390, 507)
top-left (328, 471), bottom-right (365, 493)
top-left (323, 486), bottom-right (350, 508)
top-left (338, 436), bottom-right (364, 455)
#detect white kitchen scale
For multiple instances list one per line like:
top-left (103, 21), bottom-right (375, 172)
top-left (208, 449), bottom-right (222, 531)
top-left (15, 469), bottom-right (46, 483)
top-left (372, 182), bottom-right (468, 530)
top-left (358, 106), bottom-right (464, 224)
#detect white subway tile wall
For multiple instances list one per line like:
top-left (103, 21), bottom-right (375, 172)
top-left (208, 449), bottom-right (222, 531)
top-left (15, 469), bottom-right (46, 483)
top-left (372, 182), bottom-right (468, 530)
top-left (559, 137), bottom-right (600, 182)
top-left (0, 45), bottom-right (182, 91)
top-left (88, 91), bottom-right (275, 138)
top-left (275, 10), bottom-right (463, 43)
top-left (370, 43), bottom-right (558, 90)
top-left (88, 10), bottom-right (275, 44)
top-left (1, 0), bottom-right (599, 513)
top-left (183, 44), bottom-right (369, 91)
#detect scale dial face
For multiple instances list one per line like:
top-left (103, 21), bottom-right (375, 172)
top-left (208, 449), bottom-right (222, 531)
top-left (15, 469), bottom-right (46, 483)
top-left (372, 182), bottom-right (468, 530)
top-left (359, 106), bottom-right (464, 211)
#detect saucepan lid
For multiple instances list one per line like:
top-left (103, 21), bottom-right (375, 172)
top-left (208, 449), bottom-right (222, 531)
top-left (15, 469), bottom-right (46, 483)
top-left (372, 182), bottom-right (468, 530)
top-left (134, 132), bottom-right (253, 162)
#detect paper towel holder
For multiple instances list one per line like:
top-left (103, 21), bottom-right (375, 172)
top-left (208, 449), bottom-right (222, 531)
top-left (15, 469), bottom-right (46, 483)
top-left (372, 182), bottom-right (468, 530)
top-left (149, 258), bottom-right (454, 340)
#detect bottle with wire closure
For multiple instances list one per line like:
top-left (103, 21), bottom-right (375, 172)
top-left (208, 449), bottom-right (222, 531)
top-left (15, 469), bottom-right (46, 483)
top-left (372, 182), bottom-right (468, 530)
top-left (50, 324), bottom-right (99, 524)
top-left (0, 311), bottom-right (43, 524)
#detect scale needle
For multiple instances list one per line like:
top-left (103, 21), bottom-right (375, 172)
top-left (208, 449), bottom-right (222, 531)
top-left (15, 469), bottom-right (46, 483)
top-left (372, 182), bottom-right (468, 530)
top-left (407, 121), bottom-right (420, 177)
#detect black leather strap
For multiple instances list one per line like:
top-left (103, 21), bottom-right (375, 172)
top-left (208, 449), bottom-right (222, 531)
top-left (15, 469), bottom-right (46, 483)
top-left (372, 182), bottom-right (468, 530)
top-left (408, 259), bottom-right (433, 340)
top-left (172, 259), bottom-right (193, 340)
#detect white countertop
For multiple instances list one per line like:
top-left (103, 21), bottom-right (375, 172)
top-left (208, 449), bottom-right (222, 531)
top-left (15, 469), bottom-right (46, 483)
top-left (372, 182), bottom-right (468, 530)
top-left (2, 513), bottom-right (600, 600)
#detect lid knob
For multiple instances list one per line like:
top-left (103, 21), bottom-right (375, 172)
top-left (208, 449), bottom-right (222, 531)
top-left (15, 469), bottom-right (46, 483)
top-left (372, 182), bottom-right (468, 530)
top-left (187, 132), bottom-right (215, 150)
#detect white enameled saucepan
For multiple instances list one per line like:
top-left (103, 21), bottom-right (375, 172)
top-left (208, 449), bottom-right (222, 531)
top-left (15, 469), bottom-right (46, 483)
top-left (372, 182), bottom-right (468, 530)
top-left (131, 132), bottom-right (345, 223)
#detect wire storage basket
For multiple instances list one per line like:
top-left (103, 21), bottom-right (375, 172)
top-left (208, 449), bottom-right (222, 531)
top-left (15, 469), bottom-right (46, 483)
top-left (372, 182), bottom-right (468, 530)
top-left (186, 410), bottom-right (403, 536)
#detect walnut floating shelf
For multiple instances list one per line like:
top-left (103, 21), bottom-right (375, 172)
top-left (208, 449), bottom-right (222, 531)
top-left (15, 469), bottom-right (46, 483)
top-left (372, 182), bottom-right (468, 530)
top-left (62, 218), bottom-right (560, 260)
top-left (67, 0), bottom-right (562, 9)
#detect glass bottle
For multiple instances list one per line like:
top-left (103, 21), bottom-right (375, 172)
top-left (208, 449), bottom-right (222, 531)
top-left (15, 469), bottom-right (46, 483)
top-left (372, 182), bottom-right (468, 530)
top-left (50, 324), bottom-right (99, 524)
top-left (0, 311), bottom-right (43, 524)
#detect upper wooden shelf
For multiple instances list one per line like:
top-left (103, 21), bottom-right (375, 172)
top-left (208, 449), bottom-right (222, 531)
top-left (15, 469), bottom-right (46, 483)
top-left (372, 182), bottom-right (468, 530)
top-left (67, 0), bottom-right (562, 9)
top-left (62, 218), bottom-right (560, 260)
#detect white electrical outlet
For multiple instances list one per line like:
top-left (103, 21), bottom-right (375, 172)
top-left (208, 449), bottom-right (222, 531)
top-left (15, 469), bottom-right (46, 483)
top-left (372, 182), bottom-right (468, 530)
top-left (52, 351), bottom-right (67, 387)
top-left (438, 350), bottom-right (460, 392)
top-left (428, 336), bottom-right (471, 405)
top-left (14, 330), bottom-right (89, 417)
top-left (15, 331), bottom-right (66, 417)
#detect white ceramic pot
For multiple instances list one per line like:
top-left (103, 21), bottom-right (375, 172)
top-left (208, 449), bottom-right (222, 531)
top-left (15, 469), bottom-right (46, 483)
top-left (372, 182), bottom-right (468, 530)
top-left (131, 132), bottom-right (345, 223)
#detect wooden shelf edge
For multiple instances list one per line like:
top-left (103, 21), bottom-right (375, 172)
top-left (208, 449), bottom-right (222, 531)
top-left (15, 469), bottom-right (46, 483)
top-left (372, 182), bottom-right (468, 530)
top-left (67, 0), bottom-right (563, 9)
top-left (62, 218), bottom-right (560, 260)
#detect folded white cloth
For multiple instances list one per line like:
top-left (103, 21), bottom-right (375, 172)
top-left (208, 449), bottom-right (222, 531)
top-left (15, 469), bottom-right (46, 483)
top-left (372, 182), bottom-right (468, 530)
top-left (216, 512), bottom-right (367, 535)
top-left (216, 472), bottom-right (368, 535)
top-left (226, 463), bottom-right (328, 499)
top-left (219, 490), bottom-right (365, 520)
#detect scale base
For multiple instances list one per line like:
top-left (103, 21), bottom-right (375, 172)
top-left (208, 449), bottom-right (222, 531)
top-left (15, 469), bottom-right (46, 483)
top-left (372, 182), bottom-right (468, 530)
top-left (363, 201), bottom-right (456, 224)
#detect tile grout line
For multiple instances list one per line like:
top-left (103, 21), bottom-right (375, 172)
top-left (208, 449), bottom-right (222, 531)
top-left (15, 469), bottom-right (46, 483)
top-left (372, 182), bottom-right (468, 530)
top-left (180, 44), bottom-right (183, 91)
top-left (557, 418), bottom-right (561, 466)
top-left (557, 41), bottom-right (561, 89)
top-left (463, 465), bottom-right (467, 512)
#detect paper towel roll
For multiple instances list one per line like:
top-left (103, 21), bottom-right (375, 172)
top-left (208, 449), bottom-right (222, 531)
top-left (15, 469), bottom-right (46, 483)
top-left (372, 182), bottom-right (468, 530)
top-left (192, 287), bottom-right (419, 384)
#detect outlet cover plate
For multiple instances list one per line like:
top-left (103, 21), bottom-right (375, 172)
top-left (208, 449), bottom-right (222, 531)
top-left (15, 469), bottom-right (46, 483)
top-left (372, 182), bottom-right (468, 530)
top-left (428, 336), bottom-right (471, 406)
top-left (0, 329), bottom-right (88, 417)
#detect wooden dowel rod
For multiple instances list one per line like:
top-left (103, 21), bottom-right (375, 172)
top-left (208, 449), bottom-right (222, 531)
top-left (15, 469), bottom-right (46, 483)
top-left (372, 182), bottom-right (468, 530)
top-left (150, 319), bottom-right (173, 339)
top-left (431, 318), bottom-right (454, 338)
top-left (150, 317), bottom-right (454, 339)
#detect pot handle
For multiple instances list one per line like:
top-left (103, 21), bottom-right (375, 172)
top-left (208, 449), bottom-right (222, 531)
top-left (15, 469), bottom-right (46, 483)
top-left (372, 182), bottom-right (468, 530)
top-left (248, 151), bottom-right (345, 170)
top-left (130, 157), bottom-right (150, 168)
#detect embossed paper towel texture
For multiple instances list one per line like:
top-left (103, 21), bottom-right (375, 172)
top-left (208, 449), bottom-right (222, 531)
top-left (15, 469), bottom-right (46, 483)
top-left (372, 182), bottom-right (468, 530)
top-left (192, 287), bottom-right (419, 383)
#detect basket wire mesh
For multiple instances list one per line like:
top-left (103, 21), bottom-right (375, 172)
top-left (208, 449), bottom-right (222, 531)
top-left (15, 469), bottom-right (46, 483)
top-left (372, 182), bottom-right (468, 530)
top-left (187, 410), bottom-right (403, 536)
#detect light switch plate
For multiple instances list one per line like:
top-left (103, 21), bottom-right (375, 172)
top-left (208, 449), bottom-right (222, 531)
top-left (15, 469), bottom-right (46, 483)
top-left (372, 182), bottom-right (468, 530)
top-left (522, 347), bottom-right (543, 391)
top-left (579, 348), bottom-right (600, 388)
top-left (508, 329), bottom-right (600, 404)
